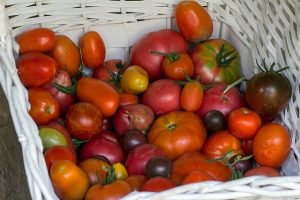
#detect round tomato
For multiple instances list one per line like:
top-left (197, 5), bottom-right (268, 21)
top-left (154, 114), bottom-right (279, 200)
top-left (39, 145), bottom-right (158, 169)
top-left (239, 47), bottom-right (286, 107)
top-left (16, 27), bottom-right (56, 54)
top-left (39, 127), bottom-right (67, 150)
top-left (202, 130), bottom-right (243, 160)
top-left (245, 64), bottom-right (292, 122)
top-left (161, 52), bottom-right (194, 80)
top-left (76, 77), bottom-right (120, 117)
top-left (141, 177), bottom-right (176, 192)
top-left (17, 52), bottom-right (58, 87)
top-left (80, 31), bottom-right (106, 68)
top-left (44, 146), bottom-right (77, 171)
top-left (244, 166), bottom-right (280, 177)
top-left (119, 93), bottom-right (139, 106)
top-left (65, 102), bottom-right (103, 140)
top-left (182, 170), bottom-right (215, 185)
top-left (191, 39), bottom-right (241, 85)
top-left (113, 163), bottom-right (128, 180)
top-left (125, 175), bottom-right (147, 191)
top-left (50, 160), bottom-right (89, 200)
top-left (253, 123), bottom-right (291, 168)
top-left (28, 87), bottom-right (60, 125)
top-left (85, 180), bottom-right (132, 200)
top-left (93, 59), bottom-right (125, 81)
top-left (228, 107), bottom-right (262, 140)
top-left (147, 111), bottom-right (207, 160)
top-left (180, 80), bottom-right (203, 112)
top-left (120, 65), bottom-right (149, 94)
top-left (175, 0), bottom-right (213, 42)
top-left (50, 35), bottom-right (80, 76)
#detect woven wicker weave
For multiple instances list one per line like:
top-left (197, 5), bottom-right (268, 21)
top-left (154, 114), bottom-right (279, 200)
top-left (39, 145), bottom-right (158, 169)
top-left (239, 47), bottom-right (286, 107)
top-left (0, 0), bottom-right (300, 199)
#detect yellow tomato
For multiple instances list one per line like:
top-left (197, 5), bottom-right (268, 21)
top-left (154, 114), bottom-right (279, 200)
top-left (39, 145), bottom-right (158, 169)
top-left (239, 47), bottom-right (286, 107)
top-left (120, 65), bottom-right (149, 94)
top-left (113, 163), bottom-right (128, 180)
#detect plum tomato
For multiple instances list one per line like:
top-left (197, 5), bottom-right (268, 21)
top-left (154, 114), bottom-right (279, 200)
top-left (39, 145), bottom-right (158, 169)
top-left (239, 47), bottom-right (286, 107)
top-left (180, 80), bottom-right (203, 112)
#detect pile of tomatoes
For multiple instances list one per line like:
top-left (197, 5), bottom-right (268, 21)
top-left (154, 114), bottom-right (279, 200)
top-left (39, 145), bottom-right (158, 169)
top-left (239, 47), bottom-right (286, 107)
top-left (15, 1), bottom-right (292, 200)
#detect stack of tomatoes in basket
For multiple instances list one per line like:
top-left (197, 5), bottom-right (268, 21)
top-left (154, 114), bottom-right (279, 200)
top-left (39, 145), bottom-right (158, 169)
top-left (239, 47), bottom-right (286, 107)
top-left (15, 1), bottom-right (292, 200)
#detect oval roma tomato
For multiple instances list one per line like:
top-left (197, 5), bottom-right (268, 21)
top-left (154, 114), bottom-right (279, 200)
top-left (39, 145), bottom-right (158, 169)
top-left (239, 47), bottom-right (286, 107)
top-left (175, 0), bottom-right (213, 42)
top-left (16, 27), bottom-right (56, 54)
top-left (202, 130), bottom-right (243, 160)
top-left (253, 123), bottom-right (291, 168)
top-left (161, 52), bottom-right (194, 81)
top-left (76, 77), bottom-right (120, 117)
top-left (80, 31), bottom-right (106, 68)
top-left (85, 180), bottom-right (132, 200)
top-left (228, 107), bottom-right (262, 140)
top-left (39, 127), bottom-right (67, 150)
top-left (50, 160), bottom-right (89, 200)
top-left (17, 52), bottom-right (58, 87)
top-left (191, 39), bottom-right (241, 85)
top-left (147, 111), bottom-right (207, 160)
top-left (50, 35), bottom-right (80, 76)
top-left (28, 87), bottom-right (60, 125)
top-left (180, 80), bottom-right (203, 112)
top-left (44, 146), bottom-right (77, 171)
top-left (120, 65), bottom-right (149, 94)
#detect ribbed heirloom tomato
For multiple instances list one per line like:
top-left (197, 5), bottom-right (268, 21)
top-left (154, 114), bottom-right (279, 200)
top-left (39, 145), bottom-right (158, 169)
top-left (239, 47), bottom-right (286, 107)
top-left (147, 111), bottom-right (207, 160)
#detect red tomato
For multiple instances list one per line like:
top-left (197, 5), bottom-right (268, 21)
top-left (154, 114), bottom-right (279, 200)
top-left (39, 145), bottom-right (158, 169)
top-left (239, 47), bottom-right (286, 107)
top-left (175, 0), bottom-right (213, 42)
top-left (130, 29), bottom-right (188, 81)
top-left (44, 146), bottom-right (77, 171)
top-left (119, 93), bottom-right (139, 106)
top-left (180, 80), bottom-right (203, 112)
top-left (76, 77), bottom-right (120, 117)
top-left (85, 181), bottom-right (132, 200)
top-left (244, 166), bottom-right (281, 177)
top-left (161, 52), bottom-right (194, 80)
top-left (50, 35), bottom-right (80, 76)
top-left (50, 160), bottom-right (89, 200)
top-left (253, 123), bottom-right (291, 168)
top-left (80, 31), bottom-right (106, 68)
top-left (242, 139), bottom-right (253, 156)
top-left (202, 130), bottom-right (243, 160)
top-left (182, 170), bottom-right (215, 185)
top-left (17, 53), bottom-right (58, 87)
top-left (125, 175), bottom-right (147, 191)
top-left (28, 87), bottom-right (60, 125)
top-left (148, 111), bottom-right (207, 160)
top-left (16, 28), bottom-right (56, 54)
top-left (65, 102), bottom-right (103, 140)
top-left (228, 107), bottom-right (262, 140)
top-left (141, 177), bottom-right (176, 192)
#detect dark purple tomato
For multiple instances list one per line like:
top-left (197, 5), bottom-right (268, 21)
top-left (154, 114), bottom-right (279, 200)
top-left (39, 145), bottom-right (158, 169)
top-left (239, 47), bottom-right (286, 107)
top-left (121, 130), bottom-right (147, 152)
top-left (145, 156), bottom-right (173, 179)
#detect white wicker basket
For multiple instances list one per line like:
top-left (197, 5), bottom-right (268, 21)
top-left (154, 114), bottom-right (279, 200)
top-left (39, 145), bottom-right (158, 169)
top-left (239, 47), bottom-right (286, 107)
top-left (0, 0), bottom-right (300, 199)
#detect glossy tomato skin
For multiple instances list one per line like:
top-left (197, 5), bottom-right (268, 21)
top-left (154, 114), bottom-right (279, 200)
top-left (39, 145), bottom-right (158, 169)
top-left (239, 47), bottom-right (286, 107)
top-left (125, 175), bottom-right (147, 191)
top-left (44, 146), bottom-right (77, 171)
top-left (141, 177), bottom-right (176, 192)
top-left (253, 123), bottom-right (291, 168)
top-left (148, 111), bottom-right (207, 160)
top-left (180, 80), bottom-right (203, 112)
top-left (182, 170), bottom-right (215, 185)
top-left (191, 39), bottom-right (241, 85)
top-left (28, 87), bottom-right (60, 125)
top-left (50, 35), bottom-right (80, 76)
top-left (92, 59), bottom-right (124, 81)
top-left (228, 107), bottom-right (262, 140)
top-left (16, 28), bottom-right (56, 54)
top-left (202, 130), bottom-right (243, 160)
top-left (39, 127), bottom-right (67, 150)
top-left (76, 77), bottom-right (120, 117)
top-left (85, 180), bottom-right (132, 200)
top-left (17, 52), bottom-right (58, 87)
top-left (119, 93), bottom-right (139, 106)
top-left (80, 31), bottom-right (106, 68)
top-left (245, 71), bottom-right (292, 122)
top-left (175, 0), bottom-right (213, 42)
top-left (130, 29), bottom-right (188, 81)
top-left (50, 160), bottom-right (89, 200)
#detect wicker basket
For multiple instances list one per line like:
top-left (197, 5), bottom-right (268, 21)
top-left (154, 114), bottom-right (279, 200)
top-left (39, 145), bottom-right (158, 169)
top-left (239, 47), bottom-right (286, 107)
top-left (0, 0), bottom-right (300, 199)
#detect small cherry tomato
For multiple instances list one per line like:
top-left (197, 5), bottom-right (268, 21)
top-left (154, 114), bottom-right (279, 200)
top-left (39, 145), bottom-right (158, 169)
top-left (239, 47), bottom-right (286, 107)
top-left (228, 107), bottom-right (262, 140)
top-left (253, 123), bottom-right (291, 168)
top-left (161, 52), bottom-right (194, 80)
top-left (39, 127), bottom-right (67, 151)
top-left (44, 146), bottom-right (77, 171)
top-left (203, 110), bottom-right (227, 134)
top-left (113, 163), bottom-right (128, 180)
top-left (16, 27), bottom-right (56, 54)
top-left (180, 80), bottom-right (203, 112)
top-left (141, 177), bottom-right (176, 192)
top-left (120, 65), bottom-right (149, 94)
top-left (80, 31), bottom-right (106, 68)
top-left (28, 87), bottom-right (60, 125)
top-left (145, 156), bottom-right (173, 178)
top-left (182, 170), bottom-right (215, 185)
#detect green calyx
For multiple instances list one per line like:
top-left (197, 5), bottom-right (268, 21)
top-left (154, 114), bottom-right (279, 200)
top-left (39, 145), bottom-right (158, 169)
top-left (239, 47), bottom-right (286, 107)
top-left (256, 59), bottom-right (289, 73)
top-left (216, 43), bottom-right (238, 67)
top-left (150, 50), bottom-right (180, 62)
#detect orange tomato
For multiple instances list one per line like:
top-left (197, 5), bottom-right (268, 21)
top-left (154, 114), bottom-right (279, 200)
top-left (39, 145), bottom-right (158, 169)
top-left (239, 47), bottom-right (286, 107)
top-left (161, 53), bottom-right (194, 80)
top-left (85, 180), bottom-right (132, 200)
top-left (147, 111), bottom-right (207, 160)
top-left (244, 166), bottom-right (281, 177)
top-left (119, 93), bottom-right (139, 106)
top-left (80, 31), bottom-right (106, 68)
top-left (16, 27), bottom-right (56, 54)
top-left (253, 123), bottom-right (291, 168)
top-left (44, 146), bottom-right (77, 171)
top-left (140, 177), bottom-right (176, 192)
top-left (50, 35), bottom-right (80, 76)
top-left (175, 0), bottom-right (213, 42)
top-left (228, 107), bottom-right (262, 140)
top-left (125, 175), bottom-right (147, 191)
top-left (76, 77), bottom-right (120, 117)
top-left (180, 80), bottom-right (203, 112)
top-left (182, 170), bottom-right (215, 185)
top-left (50, 160), bottom-right (89, 200)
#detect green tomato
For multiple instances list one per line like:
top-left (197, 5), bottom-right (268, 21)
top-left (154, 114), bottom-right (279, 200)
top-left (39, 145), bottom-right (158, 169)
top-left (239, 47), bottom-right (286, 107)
top-left (39, 127), bottom-right (67, 150)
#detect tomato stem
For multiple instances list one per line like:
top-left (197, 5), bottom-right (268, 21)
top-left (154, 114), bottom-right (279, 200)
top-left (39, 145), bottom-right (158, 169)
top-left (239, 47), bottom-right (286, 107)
top-left (104, 166), bottom-right (117, 184)
top-left (216, 43), bottom-right (238, 67)
top-left (150, 50), bottom-right (180, 62)
top-left (222, 77), bottom-right (244, 94)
